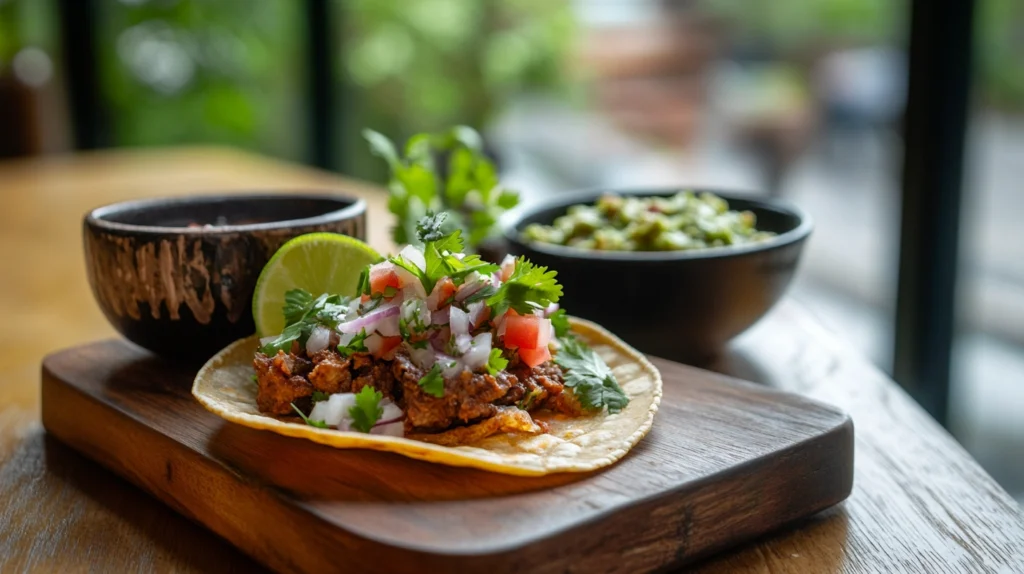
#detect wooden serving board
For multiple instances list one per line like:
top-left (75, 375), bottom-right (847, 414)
top-left (40, 340), bottom-right (853, 573)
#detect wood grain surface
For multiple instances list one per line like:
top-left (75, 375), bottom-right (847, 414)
top-left (1, 148), bottom-right (1023, 572)
top-left (40, 339), bottom-right (853, 574)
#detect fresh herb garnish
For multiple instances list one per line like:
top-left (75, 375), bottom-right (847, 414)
top-left (291, 402), bottom-right (328, 428)
top-left (486, 348), bottom-right (509, 375)
top-left (364, 126), bottom-right (520, 250)
top-left (311, 391), bottom-right (330, 403)
top-left (348, 386), bottom-right (384, 433)
top-left (338, 329), bottom-right (369, 357)
top-left (549, 309), bottom-right (571, 338)
top-left (417, 363), bottom-right (446, 397)
top-left (486, 258), bottom-right (562, 316)
top-left (260, 290), bottom-right (354, 355)
top-left (553, 337), bottom-right (629, 414)
top-left (388, 213), bottom-right (498, 293)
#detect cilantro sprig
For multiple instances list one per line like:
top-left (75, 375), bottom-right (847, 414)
top-left (260, 289), bottom-right (355, 355)
top-left (348, 386), bottom-right (384, 433)
top-left (553, 336), bottom-right (629, 414)
top-left (364, 126), bottom-right (520, 250)
top-left (486, 348), bottom-right (509, 375)
top-left (291, 402), bottom-right (328, 428)
top-left (418, 363), bottom-right (446, 397)
top-left (388, 213), bottom-right (498, 294)
top-left (486, 258), bottom-right (562, 316)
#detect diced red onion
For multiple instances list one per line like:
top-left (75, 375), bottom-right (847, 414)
top-left (449, 306), bottom-right (470, 336)
top-left (305, 325), bottom-right (331, 355)
top-left (376, 313), bottom-right (401, 337)
top-left (543, 303), bottom-right (559, 317)
top-left (535, 318), bottom-right (553, 348)
top-left (429, 328), bottom-right (449, 352)
top-left (466, 300), bottom-right (488, 328)
top-left (500, 254), bottom-right (516, 281)
top-left (496, 312), bottom-right (508, 339)
top-left (431, 308), bottom-right (449, 325)
top-left (370, 421), bottom-right (404, 437)
top-left (454, 274), bottom-right (485, 302)
top-left (398, 245), bottom-right (426, 271)
top-left (337, 303), bottom-right (399, 334)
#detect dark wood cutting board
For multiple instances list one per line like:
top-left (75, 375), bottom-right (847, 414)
top-left (40, 339), bottom-right (853, 574)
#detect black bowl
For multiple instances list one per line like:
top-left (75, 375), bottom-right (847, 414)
top-left (503, 188), bottom-right (812, 364)
top-left (84, 193), bottom-right (366, 362)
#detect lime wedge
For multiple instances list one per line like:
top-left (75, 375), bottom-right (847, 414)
top-left (252, 233), bottom-right (382, 336)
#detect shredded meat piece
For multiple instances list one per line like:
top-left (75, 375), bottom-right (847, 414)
top-left (308, 349), bottom-right (353, 394)
top-left (254, 351), bottom-right (314, 415)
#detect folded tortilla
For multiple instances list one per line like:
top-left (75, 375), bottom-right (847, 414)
top-left (192, 317), bottom-right (662, 476)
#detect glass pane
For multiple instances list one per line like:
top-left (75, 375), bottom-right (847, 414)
top-left (96, 0), bottom-right (306, 160)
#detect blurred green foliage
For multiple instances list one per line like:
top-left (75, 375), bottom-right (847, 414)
top-left (704, 0), bottom-right (905, 47)
top-left (97, 0), bottom-right (305, 159)
top-left (976, 0), bottom-right (1024, 110)
top-left (0, 0), bottom-right (55, 68)
top-left (337, 0), bottom-right (575, 180)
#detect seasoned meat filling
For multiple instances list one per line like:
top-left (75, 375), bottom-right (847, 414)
top-left (254, 347), bottom-right (569, 432)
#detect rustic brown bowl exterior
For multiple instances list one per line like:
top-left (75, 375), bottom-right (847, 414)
top-left (84, 194), bottom-right (366, 362)
top-left (503, 188), bottom-right (812, 365)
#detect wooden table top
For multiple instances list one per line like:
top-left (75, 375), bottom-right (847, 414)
top-left (1, 147), bottom-right (1022, 573)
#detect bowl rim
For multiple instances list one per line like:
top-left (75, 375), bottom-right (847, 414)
top-left (502, 187), bottom-right (813, 261)
top-left (85, 192), bottom-right (366, 235)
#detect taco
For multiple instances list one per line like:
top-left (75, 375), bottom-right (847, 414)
top-left (193, 215), bottom-right (661, 476)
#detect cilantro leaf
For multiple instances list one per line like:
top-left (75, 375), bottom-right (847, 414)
top-left (553, 337), bottom-right (629, 414)
top-left (260, 321), bottom-right (306, 355)
top-left (283, 289), bottom-right (314, 325)
top-left (338, 330), bottom-right (369, 356)
top-left (416, 212), bottom-right (449, 243)
top-left (311, 391), bottom-right (330, 403)
top-left (291, 403), bottom-right (328, 428)
top-left (486, 258), bottom-right (563, 316)
top-left (355, 266), bottom-right (371, 297)
top-left (348, 386), bottom-right (384, 433)
top-left (462, 283), bottom-right (499, 304)
top-left (550, 309), bottom-right (571, 338)
top-left (486, 348), bottom-right (509, 375)
top-left (418, 364), bottom-right (445, 397)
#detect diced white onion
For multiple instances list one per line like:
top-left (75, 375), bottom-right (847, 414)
top-left (431, 308), bottom-right (449, 325)
top-left (463, 332), bottom-right (492, 370)
top-left (449, 306), bottom-right (470, 336)
top-left (337, 303), bottom-right (399, 334)
top-left (380, 400), bottom-right (402, 421)
top-left (500, 254), bottom-right (516, 281)
top-left (409, 345), bottom-right (436, 370)
top-left (259, 335), bottom-right (277, 346)
top-left (305, 325), bottom-right (331, 355)
top-left (364, 333), bottom-right (383, 355)
top-left (398, 245), bottom-right (426, 271)
top-left (309, 392), bottom-right (358, 429)
top-left (454, 333), bottom-right (472, 354)
top-left (338, 331), bottom-right (356, 347)
top-left (441, 359), bottom-right (463, 378)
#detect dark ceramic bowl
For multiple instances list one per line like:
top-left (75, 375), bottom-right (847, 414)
top-left (503, 188), bottom-right (812, 364)
top-left (84, 193), bottom-right (366, 361)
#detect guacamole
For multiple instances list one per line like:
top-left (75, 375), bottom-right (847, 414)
top-left (522, 191), bottom-right (776, 252)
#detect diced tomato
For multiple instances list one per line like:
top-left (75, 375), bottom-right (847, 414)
top-left (376, 336), bottom-right (403, 360)
top-left (504, 314), bottom-right (552, 350)
top-left (518, 345), bottom-right (552, 368)
top-left (435, 277), bottom-right (457, 305)
top-left (369, 264), bottom-right (402, 295)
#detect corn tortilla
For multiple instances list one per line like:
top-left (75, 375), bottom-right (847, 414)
top-left (192, 317), bottom-right (662, 476)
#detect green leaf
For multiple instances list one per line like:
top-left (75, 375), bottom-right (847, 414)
top-left (355, 266), bottom-right (370, 297)
top-left (260, 321), bottom-right (306, 355)
top-left (291, 403), bottom-right (328, 428)
top-left (363, 129), bottom-right (399, 169)
top-left (462, 283), bottom-right (499, 304)
top-left (486, 258), bottom-right (563, 316)
top-left (550, 309), bottom-right (571, 338)
top-left (418, 363), bottom-right (445, 397)
top-left (553, 337), bottom-right (629, 414)
top-left (416, 212), bottom-right (449, 243)
top-left (496, 189), bottom-right (520, 209)
top-left (338, 329), bottom-right (369, 356)
top-left (312, 391), bottom-right (330, 403)
top-left (450, 125), bottom-right (483, 151)
top-left (348, 385), bottom-right (384, 433)
top-left (486, 348), bottom-right (509, 375)
top-left (283, 289), bottom-right (314, 326)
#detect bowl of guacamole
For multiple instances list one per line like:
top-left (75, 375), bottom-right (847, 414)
top-left (503, 188), bottom-right (812, 363)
